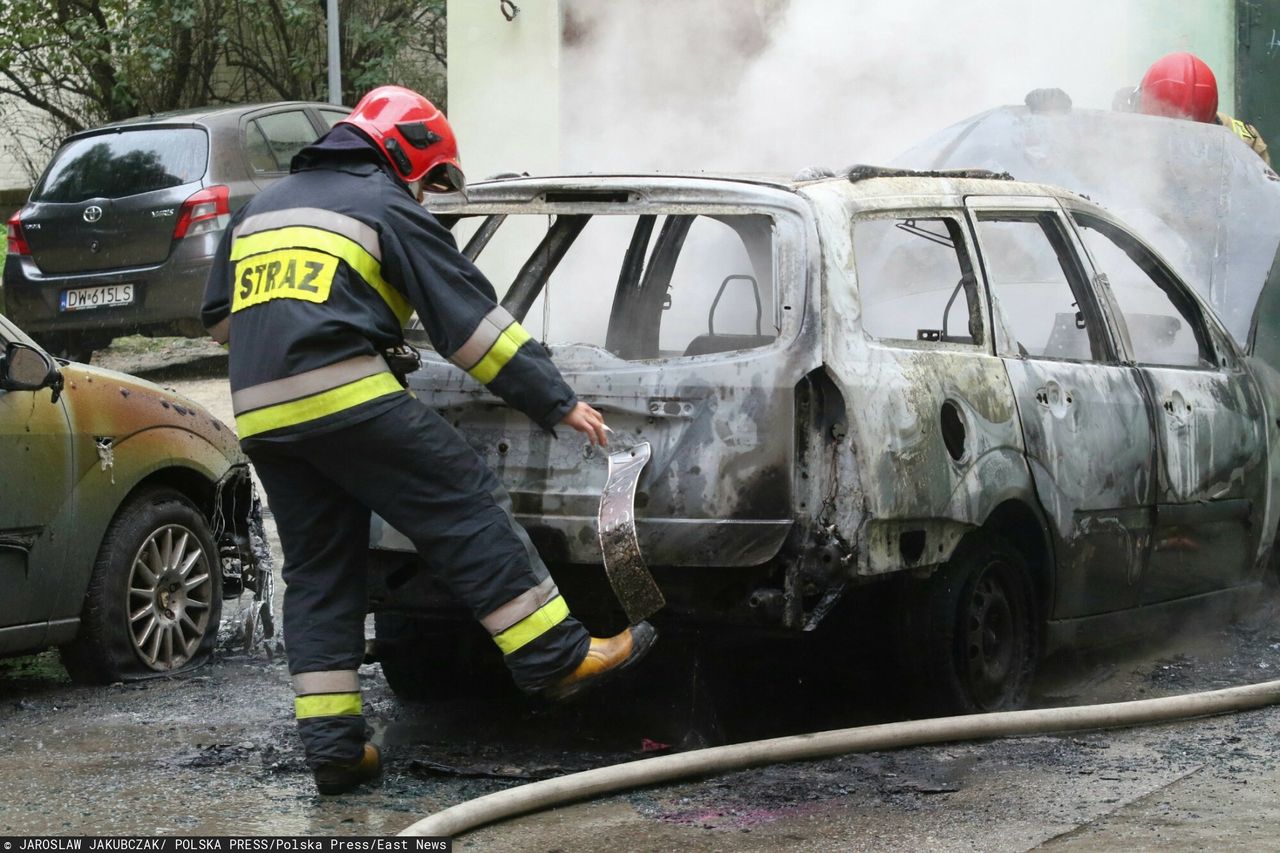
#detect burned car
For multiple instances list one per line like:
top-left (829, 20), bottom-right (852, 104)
top-left (369, 169), bottom-right (1279, 713)
top-left (0, 313), bottom-right (270, 681)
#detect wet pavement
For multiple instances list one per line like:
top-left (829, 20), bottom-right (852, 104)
top-left (2, 339), bottom-right (1279, 849)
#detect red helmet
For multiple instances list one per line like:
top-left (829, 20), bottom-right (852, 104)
top-left (1139, 53), bottom-right (1218, 123)
top-left (341, 86), bottom-right (465, 192)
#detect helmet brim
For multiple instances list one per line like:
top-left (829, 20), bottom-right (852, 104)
top-left (424, 162), bottom-right (466, 195)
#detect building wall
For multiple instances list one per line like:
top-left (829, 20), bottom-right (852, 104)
top-left (0, 95), bottom-right (46, 194)
top-left (448, 0), bottom-right (1238, 175)
top-left (446, 0), bottom-right (562, 181)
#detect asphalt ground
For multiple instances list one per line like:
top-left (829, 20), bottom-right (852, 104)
top-left (1, 337), bottom-right (1278, 849)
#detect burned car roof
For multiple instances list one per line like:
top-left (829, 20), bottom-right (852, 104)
top-left (436, 169), bottom-right (1087, 211)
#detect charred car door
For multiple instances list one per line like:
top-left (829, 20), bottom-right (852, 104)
top-left (1069, 210), bottom-right (1267, 600)
top-left (967, 197), bottom-right (1156, 618)
top-left (842, 208), bottom-right (1023, 574)
top-left (392, 182), bottom-right (816, 573)
top-left (0, 321), bottom-right (74, 645)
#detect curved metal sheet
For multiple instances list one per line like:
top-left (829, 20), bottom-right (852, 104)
top-left (598, 440), bottom-right (665, 624)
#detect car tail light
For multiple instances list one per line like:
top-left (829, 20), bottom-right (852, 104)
top-left (6, 211), bottom-right (31, 255)
top-left (174, 185), bottom-right (230, 239)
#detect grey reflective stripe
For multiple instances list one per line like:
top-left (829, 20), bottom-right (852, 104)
top-left (232, 354), bottom-right (390, 415)
top-left (207, 316), bottom-right (230, 344)
top-left (293, 669), bottom-right (360, 695)
top-left (480, 576), bottom-right (560, 635)
top-left (449, 306), bottom-right (517, 371)
top-left (234, 207), bottom-right (382, 261)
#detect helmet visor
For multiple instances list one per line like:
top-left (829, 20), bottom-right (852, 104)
top-left (424, 162), bottom-right (466, 194)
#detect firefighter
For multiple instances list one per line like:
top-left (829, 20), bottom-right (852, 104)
top-left (1137, 52), bottom-right (1271, 166)
top-left (201, 86), bottom-right (657, 795)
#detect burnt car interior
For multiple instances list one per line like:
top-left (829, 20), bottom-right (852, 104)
top-left (433, 210), bottom-right (778, 360)
top-left (1072, 213), bottom-right (1218, 369)
top-left (852, 215), bottom-right (985, 346)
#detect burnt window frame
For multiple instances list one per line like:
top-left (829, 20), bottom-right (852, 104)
top-left (850, 210), bottom-right (988, 351)
top-left (436, 205), bottom-right (787, 363)
top-left (1069, 211), bottom-right (1224, 371)
top-left (968, 206), bottom-right (1119, 365)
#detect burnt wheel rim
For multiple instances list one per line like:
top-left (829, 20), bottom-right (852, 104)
top-left (963, 563), bottom-right (1027, 709)
top-left (127, 524), bottom-right (213, 671)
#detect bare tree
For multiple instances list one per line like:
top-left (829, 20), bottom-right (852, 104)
top-left (0, 0), bottom-right (447, 180)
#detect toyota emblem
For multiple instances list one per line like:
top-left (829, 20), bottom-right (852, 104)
top-left (83, 205), bottom-right (103, 223)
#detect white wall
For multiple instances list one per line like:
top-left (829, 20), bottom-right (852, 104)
top-left (0, 95), bottom-right (45, 192)
top-left (448, 0), bottom-right (1237, 175)
top-left (446, 0), bottom-right (562, 181)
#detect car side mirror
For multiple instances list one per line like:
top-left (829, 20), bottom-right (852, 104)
top-left (1, 342), bottom-right (63, 402)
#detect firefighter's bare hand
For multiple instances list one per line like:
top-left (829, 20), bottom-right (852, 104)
top-left (561, 401), bottom-right (609, 446)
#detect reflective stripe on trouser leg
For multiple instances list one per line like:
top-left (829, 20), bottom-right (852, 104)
top-left (283, 398), bottom-right (591, 691)
top-left (473, 484), bottom-right (590, 687)
top-left (247, 446), bottom-right (371, 769)
top-left (294, 671), bottom-right (364, 767)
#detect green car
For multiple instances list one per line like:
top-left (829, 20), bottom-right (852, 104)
top-left (0, 313), bottom-right (270, 681)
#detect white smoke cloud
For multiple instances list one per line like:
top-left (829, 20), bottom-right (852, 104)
top-left (561, 0), bottom-right (1137, 172)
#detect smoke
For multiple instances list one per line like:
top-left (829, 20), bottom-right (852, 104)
top-left (560, 0), bottom-right (1137, 173)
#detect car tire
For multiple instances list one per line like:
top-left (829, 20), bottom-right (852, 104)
top-left (60, 488), bottom-right (222, 684)
top-left (898, 535), bottom-right (1040, 715)
top-left (374, 612), bottom-right (514, 703)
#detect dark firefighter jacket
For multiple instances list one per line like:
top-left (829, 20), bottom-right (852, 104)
top-left (201, 125), bottom-right (577, 444)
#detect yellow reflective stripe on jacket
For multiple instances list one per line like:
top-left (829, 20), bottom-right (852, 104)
top-left (492, 594), bottom-right (570, 655)
top-left (295, 692), bottom-right (362, 719)
top-left (231, 354), bottom-right (388, 415)
top-left (230, 225), bottom-right (413, 324)
top-left (468, 323), bottom-right (533, 385)
top-left (235, 372), bottom-right (403, 438)
top-left (451, 306), bottom-right (517, 369)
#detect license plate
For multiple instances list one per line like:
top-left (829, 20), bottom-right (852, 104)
top-left (60, 284), bottom-right (135, 312)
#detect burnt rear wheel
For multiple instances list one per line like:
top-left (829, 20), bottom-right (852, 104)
top-left (899, 535), bottom-right (1040, 714)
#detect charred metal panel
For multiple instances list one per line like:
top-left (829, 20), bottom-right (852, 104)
top-left (1005, 360), bottom-right (1154, 617)
top-left (598, 440), bottom-right (665, 622)
top-left (805, 183), bottom-right (1032, 577)
top-left (405, 179), bottom-right (823, 572)
top-left (1141, 361), bottom-right (1268, 601)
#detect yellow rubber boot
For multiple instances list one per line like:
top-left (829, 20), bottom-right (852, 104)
top-left (542, 622), bottom-right (658, 702)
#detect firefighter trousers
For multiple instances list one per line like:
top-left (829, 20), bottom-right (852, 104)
top-left (246, 394), bottom-right (591, 768)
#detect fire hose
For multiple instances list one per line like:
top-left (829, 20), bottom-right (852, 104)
top-left (399, 678), bottom-right (1280, 838)
top-left (401, 442), bottom-right (1280, 836)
